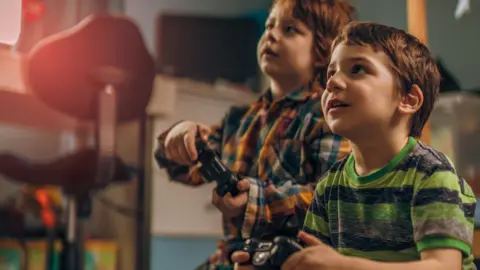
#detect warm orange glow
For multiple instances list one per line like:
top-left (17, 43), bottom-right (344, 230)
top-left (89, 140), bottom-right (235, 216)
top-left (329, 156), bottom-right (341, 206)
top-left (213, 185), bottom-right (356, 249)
top-left (23, 0), bottom-right (46, 23)
top-left (407, 0), bottom-right (430, 144)
top-left (34, 189), bottom-right (56, 229)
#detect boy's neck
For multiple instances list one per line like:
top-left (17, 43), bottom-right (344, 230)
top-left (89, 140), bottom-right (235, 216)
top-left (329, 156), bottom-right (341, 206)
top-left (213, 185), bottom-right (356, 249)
top-left (269, 76), bottom-right (309, 99)
top-left (350, 131), bottom-right (410, 176)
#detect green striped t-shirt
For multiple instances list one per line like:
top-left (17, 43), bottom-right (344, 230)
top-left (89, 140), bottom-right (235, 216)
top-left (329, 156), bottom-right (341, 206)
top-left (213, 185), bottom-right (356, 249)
top-left (304, 137), bottom-right (477, 269)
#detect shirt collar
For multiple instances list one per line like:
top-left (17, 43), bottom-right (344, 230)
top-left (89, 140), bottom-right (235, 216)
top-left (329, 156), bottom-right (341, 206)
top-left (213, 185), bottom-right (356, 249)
top-left (258, 85), bottom-right (322, 104)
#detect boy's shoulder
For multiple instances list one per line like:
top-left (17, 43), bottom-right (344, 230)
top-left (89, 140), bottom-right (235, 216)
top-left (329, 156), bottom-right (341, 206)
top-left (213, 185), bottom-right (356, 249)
top-left (320, 141), bottom-right (458, 181)
top-left (222, 105), bottom-right (251, 126)
top-left (221, 91), bottom-right (325, 135)
top-left (398, 141), bottom-right (456, 177)
top-left (225, 105), bottom-right (251, 120)
top-left (400, 141), bottom-right (476, 197)
top-left (319, 140), bottom-right (458, 176)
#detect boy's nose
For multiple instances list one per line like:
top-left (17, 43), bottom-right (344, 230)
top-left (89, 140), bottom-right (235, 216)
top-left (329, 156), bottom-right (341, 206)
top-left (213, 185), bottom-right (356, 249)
top-left (326, 73), bottom-right (347, 92)
top-left (266, 28), bottom-right (279, 43)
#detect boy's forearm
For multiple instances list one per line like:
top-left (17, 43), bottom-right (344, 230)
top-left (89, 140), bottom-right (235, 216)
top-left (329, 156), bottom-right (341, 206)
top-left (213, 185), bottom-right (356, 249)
top-left (341, 256), bottom-right (453, 270)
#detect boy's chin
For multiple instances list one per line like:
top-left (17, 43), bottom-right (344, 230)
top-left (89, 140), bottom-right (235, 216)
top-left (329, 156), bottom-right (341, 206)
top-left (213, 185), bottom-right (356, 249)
top-left (327, 121), bottom-right (351, 138)
top-left (260, 63), bottom-right (287, 79)
top-left (261, 66), bottom-right (280, 78)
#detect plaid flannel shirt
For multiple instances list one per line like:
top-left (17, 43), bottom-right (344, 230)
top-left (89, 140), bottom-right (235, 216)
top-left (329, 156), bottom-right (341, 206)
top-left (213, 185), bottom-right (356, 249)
top-left (155, 87), bottom-right (350, 269)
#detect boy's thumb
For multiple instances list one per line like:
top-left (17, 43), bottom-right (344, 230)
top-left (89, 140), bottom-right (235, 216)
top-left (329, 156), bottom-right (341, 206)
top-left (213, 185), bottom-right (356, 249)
top-left (298, 231), bottom-right (323, 246)
top-left (198, 124), bottom-right (211, 140)
top-left (231, 251), bottom-right (250, 263)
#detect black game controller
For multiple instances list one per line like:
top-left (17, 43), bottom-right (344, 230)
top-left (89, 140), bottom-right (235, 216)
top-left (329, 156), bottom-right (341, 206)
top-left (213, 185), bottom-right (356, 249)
top-left (194, 129), bottom-right (241, 197)
top-left (242, 236), bottom-right (303, 269)
top-left (240, 215), bottom-right (304, 269)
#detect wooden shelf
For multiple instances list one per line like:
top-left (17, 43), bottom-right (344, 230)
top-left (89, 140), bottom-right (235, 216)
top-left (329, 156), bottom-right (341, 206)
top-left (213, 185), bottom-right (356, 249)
top-left (407, 0), bottom-right (430, 144)
top-left (473, 230), bottom-right (480, 257)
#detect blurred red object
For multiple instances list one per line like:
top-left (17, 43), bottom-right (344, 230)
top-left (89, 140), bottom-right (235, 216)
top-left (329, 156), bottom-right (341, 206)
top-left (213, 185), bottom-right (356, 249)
top-left (23, 0), bottom-right (46, 24)
top-left (34, 189), bottom-right (56, 229)
top-left (465, 176), bottom-right (480, 197)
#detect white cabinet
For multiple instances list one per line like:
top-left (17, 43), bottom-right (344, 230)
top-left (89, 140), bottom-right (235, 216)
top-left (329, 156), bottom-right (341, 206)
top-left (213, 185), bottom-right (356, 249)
top-left (149, 78), bottom-right (257, 237)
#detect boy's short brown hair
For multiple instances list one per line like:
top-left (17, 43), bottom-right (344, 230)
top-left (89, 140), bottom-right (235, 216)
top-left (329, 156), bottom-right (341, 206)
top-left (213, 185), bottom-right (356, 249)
top-left (331, 21), bottom-right (441, 137)
top-left (274, 0), bottom-right (357, 88)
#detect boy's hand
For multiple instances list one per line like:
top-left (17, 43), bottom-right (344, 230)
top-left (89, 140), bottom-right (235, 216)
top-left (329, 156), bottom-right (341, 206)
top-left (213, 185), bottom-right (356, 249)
top-left (232, 250), bottom-right (254, 270)
top-left (282, 231), bottom-right (346, 270)
top-left (164, 121), bottom-right (209, 165)
top-left (231, 230), bottom-right (344, 270)
top-left (212, 179), bottom-right (249, 218)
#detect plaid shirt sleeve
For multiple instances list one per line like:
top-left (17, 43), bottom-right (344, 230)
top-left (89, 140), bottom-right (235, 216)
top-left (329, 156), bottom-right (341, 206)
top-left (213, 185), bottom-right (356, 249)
top-left (241, 113), bottom-right (351, 239)
top-left (154, 121), bottom-right (223, 186)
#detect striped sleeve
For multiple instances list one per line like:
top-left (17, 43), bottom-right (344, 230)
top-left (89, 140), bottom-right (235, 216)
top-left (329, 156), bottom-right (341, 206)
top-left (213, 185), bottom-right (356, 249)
top-left (303, 178), bottom-right (332, 245)
top-left (411, 169), bottom-right (477, 256)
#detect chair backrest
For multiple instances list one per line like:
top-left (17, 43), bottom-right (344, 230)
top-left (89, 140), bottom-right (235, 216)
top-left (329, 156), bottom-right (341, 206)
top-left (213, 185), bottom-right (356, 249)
top-left (26, 14), bottom-right (155, 122)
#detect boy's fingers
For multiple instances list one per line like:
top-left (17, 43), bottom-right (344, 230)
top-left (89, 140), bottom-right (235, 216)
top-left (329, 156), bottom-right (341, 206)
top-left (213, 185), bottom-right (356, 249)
top-left (237, 179), bottom-right (250, 192)
top-left (231, 251), bottom-right (250, 263)
top-left (298, 231), bottom-right (323, 246)
top-left (184, 130), bottom-right (198, 162)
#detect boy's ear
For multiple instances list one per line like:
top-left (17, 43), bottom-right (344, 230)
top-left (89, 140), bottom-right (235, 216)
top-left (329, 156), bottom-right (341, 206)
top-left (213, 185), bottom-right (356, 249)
top-left (399, 84), bottom-right (423, 115)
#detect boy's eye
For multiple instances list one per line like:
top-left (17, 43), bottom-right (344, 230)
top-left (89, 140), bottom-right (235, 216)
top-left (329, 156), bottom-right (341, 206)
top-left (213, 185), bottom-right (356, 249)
top-left (265, 23), bottom-right (273, 30)
top-left (351, 64), bottom-right (366, 75)
top-left (285, 25), bottom-right (298, 33)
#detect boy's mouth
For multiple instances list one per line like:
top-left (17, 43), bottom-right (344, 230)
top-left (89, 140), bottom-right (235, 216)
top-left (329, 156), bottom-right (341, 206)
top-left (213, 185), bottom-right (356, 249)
top-left (262, 47), bottom-right (279, 57)
top-left (326, 98), bottom-right (350, 113)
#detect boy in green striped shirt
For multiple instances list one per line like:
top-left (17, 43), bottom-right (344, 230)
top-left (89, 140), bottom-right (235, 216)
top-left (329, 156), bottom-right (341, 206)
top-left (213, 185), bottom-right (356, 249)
top-left (232, 22), bottom-right (477, 270)
top-left (285, 22), bottom-right (477, 270)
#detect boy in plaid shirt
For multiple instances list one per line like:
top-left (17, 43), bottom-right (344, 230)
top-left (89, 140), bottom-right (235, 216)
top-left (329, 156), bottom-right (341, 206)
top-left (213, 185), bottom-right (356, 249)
top-left (155, 1), bottom-right (356, 269)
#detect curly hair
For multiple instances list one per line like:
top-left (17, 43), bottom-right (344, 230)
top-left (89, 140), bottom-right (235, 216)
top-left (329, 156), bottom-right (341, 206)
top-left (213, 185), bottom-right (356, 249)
top-left (273, 0), bottom-right (357, 88)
